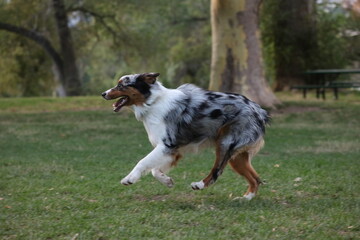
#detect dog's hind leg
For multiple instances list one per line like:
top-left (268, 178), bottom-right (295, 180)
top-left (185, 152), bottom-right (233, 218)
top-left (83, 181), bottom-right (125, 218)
top-left (229, 147), bottom-right (262, 200)
top-left (191, 123), bottom-right (247, 190)
top-left (191, 138), bottom-right (232, 190)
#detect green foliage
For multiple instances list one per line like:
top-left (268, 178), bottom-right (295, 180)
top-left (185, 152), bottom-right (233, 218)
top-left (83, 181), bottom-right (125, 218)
top-left (260, 1), bottom-right (278, 86)
top-left (0, 0), bottom-right (54, 97)
top-left (0, 96), bottom-right (359, 239)
top-left (1, 0), bottom-right (359, 96)
top-left (261, 0), bottom-right (319, 84)
top-left (72, 0), bottom-right (210, 90)
top-left (261, 1), bottom-right (360, 86)
top-left (0, 34), bottom-right (54, 97)
top-left (0, 0), bottom-right (210, 96)
top-left (315, 3), bottom-right (353, 69)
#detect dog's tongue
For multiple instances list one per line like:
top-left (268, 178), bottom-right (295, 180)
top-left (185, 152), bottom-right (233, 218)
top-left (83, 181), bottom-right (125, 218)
top-left (113, 97), bottom-right (128, 112)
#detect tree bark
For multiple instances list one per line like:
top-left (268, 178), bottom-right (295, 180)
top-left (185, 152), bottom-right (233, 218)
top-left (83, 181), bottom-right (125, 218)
top-left (209, 0), bottom-right (279, 108)
top-left (52, 0), bottom-right (81, 96)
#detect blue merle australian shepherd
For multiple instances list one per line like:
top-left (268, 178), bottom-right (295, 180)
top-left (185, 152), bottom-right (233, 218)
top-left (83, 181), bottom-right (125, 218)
top-left (102, 72), bottom-right (270, 200)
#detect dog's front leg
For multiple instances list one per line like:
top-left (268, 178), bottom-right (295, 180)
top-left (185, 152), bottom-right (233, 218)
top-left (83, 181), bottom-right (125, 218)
top-left (151, 169), bottom-right (174, 188)
top-left (121, 145), bottom-right (173, 186)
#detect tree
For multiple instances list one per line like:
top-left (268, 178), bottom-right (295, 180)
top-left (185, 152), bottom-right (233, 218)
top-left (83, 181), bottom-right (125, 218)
top-left (261, 0), bottom-right (317, 91)
top-left (52, 0), bottom-right (81, 96)
top-left (209, 0), bottom-right (279, 108)
top-left (0, 0), bottom-right (81, 96)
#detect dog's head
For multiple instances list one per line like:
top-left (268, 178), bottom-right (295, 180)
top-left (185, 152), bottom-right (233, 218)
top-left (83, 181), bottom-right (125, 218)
top-left (102, 72), bottom-right (160, 112)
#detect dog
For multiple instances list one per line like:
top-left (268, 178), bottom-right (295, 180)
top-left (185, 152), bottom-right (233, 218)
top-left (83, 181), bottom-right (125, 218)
top-left (102, 72), bottom-right (270, 200)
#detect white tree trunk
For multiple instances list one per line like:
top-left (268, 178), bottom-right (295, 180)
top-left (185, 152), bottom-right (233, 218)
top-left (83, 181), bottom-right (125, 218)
top-left (210, 0), bottom-right (280, 107)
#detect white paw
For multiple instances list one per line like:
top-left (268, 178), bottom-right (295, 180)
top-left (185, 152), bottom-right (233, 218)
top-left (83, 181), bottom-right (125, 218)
top-left (232, 192), bottom-right (256, 201)
top-left (163, 177), bottom-right (174, 188)
top-left (121, 171), bottom-right (141, 186)
top-left (151, 169), bottom-right (174, 188)
top-left (191, 181), bottom-right (205, 190)
top-left (156, 174), bottom-right (174, 188)
top-left (243, 192), bottom-right (256, 201)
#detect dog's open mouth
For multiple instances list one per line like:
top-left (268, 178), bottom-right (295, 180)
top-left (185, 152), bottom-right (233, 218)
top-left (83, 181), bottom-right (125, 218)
top-left (113, 96), bottom-right (129, 112)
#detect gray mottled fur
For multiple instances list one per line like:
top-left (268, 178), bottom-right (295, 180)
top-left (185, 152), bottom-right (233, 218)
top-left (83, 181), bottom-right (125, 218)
top-left (161, 84), bottom-right (269, 183)
top-left (163, 84), bottom-right (269, 152)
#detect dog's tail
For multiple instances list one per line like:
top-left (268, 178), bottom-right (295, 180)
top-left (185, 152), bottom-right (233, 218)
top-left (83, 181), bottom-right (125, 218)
top-left (254, 105), bottom-right (271, 135)
top-left (261, 108), bottom-right (271, 126)
top-left (245, 97), bottom-right (271, 128)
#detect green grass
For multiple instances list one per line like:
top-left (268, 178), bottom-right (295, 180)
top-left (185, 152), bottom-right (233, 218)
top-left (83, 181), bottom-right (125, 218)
top-left (1, 95), bottom-right (360, 239)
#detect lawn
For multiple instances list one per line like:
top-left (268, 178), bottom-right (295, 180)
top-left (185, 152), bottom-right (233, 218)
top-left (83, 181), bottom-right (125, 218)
top-left (1, 94), bottom-right (359, 239)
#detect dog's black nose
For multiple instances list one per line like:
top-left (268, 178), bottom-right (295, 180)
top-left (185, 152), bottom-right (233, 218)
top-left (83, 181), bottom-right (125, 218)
top-left (101, 92), bottom-right (106, 98)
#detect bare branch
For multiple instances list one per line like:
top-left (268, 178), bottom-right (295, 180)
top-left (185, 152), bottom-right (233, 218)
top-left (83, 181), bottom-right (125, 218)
top-left (171, 16), bottom-right (209, 25)
top-left (67, 6), bottom-right (114, 19)
top-left (0, 22), bottom-right (64, 75)
top-left (66, 6), bottom-right (130, 45)
top-left (67, 7), bottom-right (118, 37)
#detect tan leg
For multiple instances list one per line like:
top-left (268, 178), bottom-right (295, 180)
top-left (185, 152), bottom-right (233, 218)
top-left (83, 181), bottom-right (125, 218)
top-left (229, 151), bottom-right (261, 200)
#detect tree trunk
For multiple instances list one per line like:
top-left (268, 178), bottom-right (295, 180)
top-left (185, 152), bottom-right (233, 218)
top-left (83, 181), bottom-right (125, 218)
top-left (52, 63), bottom-right (67, 97)
top-left (52, 0), bottom-right (82, 96)
top-left (209, 0), bottom-right (279, 108)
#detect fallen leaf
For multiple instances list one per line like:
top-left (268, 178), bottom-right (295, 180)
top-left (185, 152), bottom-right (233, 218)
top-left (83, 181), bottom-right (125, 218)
top-left (232, 197), bottom-right (244, 201)
top-left (4, 205), bottom-right (12, 209)
top-left (294, 177), bottom-right (302, 182)
top-left (274, 164), bottom-right (280, 168)
top-left (71, 233), bottom-right (79, 240)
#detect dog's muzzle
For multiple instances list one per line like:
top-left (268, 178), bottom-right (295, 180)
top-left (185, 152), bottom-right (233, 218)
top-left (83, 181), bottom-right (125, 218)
top-left (101, 92), bottom-right (108, 100)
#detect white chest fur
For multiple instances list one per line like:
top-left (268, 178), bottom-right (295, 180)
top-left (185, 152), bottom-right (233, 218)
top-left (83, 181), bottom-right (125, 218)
top-left (142, 114), bottom-right (166, 147)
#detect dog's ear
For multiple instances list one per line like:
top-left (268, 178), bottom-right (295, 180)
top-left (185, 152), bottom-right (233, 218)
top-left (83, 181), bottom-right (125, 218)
top-left (139, 72), bottom-right (160, 85)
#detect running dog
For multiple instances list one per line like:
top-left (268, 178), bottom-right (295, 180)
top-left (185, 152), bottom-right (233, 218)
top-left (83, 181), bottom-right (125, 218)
top-left (102, 72), bottom-right (270, 200)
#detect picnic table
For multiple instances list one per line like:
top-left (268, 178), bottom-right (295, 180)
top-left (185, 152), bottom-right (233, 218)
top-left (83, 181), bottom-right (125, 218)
top-left (291, 69), bottom-right (360, 99)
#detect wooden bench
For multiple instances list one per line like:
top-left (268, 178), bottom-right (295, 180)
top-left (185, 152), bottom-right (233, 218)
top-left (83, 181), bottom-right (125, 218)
top-left (291, 69), bottom-right (360, 100)
top-left (291, 82), bottom-right (360, 99)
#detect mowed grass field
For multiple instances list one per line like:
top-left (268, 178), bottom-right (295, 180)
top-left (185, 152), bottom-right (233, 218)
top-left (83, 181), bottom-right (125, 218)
top-left (0, 94), bottom-right (359, 239)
